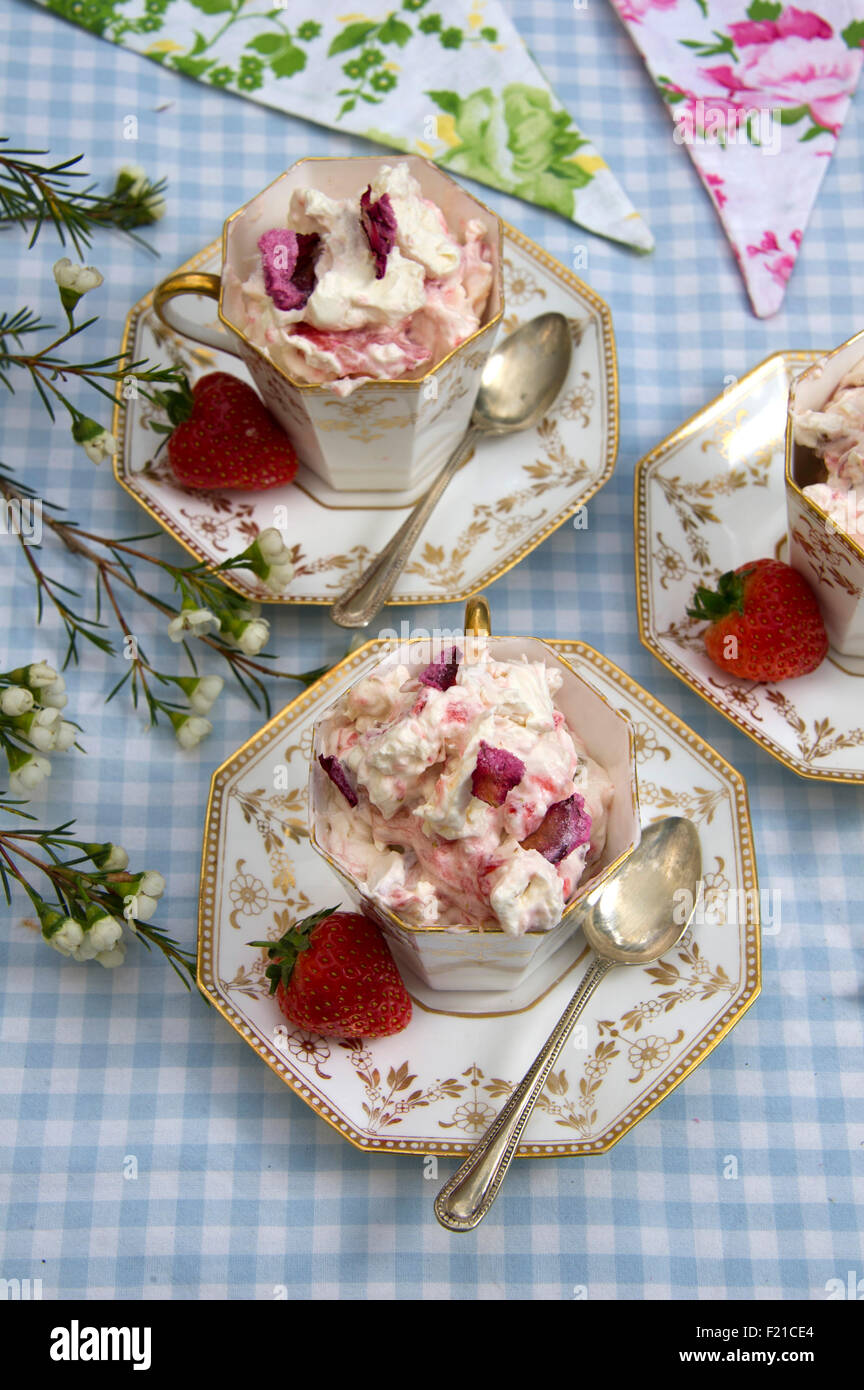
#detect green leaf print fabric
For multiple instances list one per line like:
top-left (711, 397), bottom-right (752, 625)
top-left (32, 0), bottom-right (654, 251)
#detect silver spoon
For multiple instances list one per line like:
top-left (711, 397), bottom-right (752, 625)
top-left (434, 816), bottom-right (702, 1232)
top-left (329, 313), bottom-right (574, 629)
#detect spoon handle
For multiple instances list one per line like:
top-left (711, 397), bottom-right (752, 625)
top-left (330, 425), bottom-right (482, 629)
top-left (434, 956), bottom-right (615, 1232)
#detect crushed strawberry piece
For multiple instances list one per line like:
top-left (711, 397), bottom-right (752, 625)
top-left (359, 185), bottom-right (398, 279)
top-left (318, 755), bottom-right (359, 807)
top-left (258, 229), bottom-right (322, 311)
top-left (520, 793), bottom-right (592, 864)
top-left (417, 647), bottom-right (461, 691)
top-left (471, 741), bottom-right (526, 807)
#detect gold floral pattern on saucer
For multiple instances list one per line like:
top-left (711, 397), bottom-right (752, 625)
top-left (198, 639), bottom-right (760, 1158)
top-left (113, 225), bottom-right (618, 607)
top-left (636, 352), bottom-right (864, 782)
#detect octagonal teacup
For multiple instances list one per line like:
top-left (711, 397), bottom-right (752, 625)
top-left (786, 329), bottom-right (864, 658)
top-left (153, 155), bottom-right (503, 494)
top-left (307, 598), bottom-right (640, 993)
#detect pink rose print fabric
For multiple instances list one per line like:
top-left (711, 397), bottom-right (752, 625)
top-left (610, 1), bottom-right (864, 316)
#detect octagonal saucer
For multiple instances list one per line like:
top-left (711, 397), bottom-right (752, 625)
top-left (635, 351), bottom-right (864, 783)
top-left (113, 222), bottom-right (617, 606)
top-left (198, 639), bottom-right (760, 1158)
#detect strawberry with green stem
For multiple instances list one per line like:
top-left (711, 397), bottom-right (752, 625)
top-left (687, 558), bottom-right (827, 682)
top-left (250, 906), bottom-right (412, 1039)
top-left (159, 372), bottom-right (298, 491)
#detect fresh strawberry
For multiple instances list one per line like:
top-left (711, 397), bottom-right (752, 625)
top-left (166, 372), bottom-right (298, 491)
top-left (249, 906), bottom-right (412, 1039)
top-left (687, 558), bottom-right (828, 682)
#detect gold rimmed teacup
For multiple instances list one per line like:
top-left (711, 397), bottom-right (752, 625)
top-left (785, 328), bottom-right (864, 657)
top-left (153, 155), bottom-right (504, 494)
top-left (307, 596), bottom-right (640, 993)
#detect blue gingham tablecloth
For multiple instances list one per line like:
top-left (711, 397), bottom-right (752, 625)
top-left (1, 0), bottom-right (862, 1302)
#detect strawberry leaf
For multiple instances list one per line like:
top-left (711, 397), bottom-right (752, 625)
top-left (687, 568), bottom-right (754, 622)
top-left (248, 904), bottom-right (340, 994)
top-left (148, 373), bottom-right (194, 428)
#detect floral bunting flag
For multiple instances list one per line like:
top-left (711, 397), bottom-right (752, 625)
top-left (610, 0), bottom-right (864, 316)
top-left (32, 0), bottom-right (654, 253)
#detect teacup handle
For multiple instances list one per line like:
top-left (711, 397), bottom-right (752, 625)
top-left (152, 271), bottom-right (241, 358)
top-left (464, 595), bottom-right (491, 638)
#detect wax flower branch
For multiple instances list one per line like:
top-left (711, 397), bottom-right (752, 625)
top-left (0, 254), bottom-right (184, 464)
top-left (0, 811), bottom-right (194, 983)
top-left (1, 138), bottom-right (182, 458)
top-left (0, 141), bottom-right (166, 255)
top-left (0, 661), bottom-right (80, 795)
top-left (0, 465), bottom-right (325, 741)
top-left (1, 143), bottom-right (274, 988)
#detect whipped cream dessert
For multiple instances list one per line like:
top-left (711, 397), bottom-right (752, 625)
top-left (314, 648), bottom-right (614, 938)
top-left (794, 352), bottom-right (864, 537)
top-left (233, 164), bottom-right (494, 397)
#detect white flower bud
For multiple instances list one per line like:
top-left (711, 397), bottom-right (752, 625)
top-left (26, 663), bottom-right (57, 687)
top-left (117, 164), bottom-right (147, 196)
top-left (123, 869), bottom-right (165, 921)
top-left (81, 429), bottom-right (117, 465)
top-left (53, 257), bottom-right (104, 296)
top-left (26, 728), bottom-right (54, 752)
top-left (40, 689), bottom-right (68, 710)
top-left (102, 844), bottom-right (129, 872)
top-left (140, 870), bottom-right (166, 899)
top-left (0, 686), bottom-right (34, 716)
top-left (257, 528), bottom-right (290, 561)
top-left (9, 754), bottom-right (51, 793)
top-left (95, 944), bottom-right (127, 968)
top-left (75, 914), bottom-right (123, 961)
top-left (131, 892), bottom-right (159, 920)
top-left (47, 918), bottom-right (84, 957)
top-left (53, 722), bottom-right (77, 752)
top-left (235, 618), bottom-right (269, 656)
top-left (24, 707), bottom-right (61, 752)
top-left (188, 675), bottom-right (223, 714)
top-left (262, 561), bottom-right (294, 594)
top-left (175, 715), bottom-right (213, 750)
top-left (167, 607), bottom-right (220, 643)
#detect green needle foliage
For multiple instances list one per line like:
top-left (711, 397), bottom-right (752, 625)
top-left (0, 139), bottom-right (166, 256)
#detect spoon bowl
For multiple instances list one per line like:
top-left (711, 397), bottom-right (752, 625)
top-left (582, 816), bottom-right (702, 966)
top-left (472, 313), bottom-right (574, 434)
top-left (330, 312), bottom-right (574, 628)
top-left (434, 816), bottom-right (703, 1232)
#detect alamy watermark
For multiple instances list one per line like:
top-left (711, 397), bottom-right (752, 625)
top-left (374, 621), bottom-right (488, 664)
top-left (0, 1276), bottom-right (42, 1300)
top-left (0, 496), bottom-right (42, 544)
top-left (673, 883), bottom-right (781, 935)
top-left (673, 102), bottom-right (782, 156)
top-left (50, 1321), bottom-right (151, 1370)
top-left (822, 489), bottom-right (864, 540)
top-left (825, 1269), bottom-right (864, 1300)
